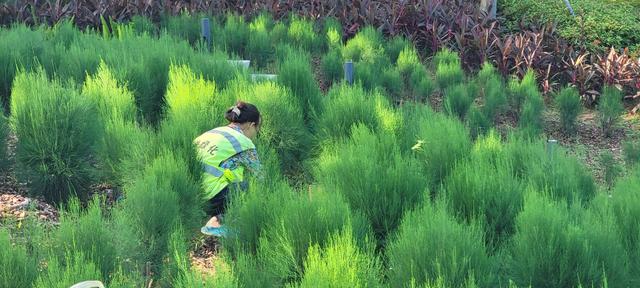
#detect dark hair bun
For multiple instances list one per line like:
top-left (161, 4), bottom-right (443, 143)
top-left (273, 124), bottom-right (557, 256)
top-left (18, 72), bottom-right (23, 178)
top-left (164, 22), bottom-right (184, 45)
top-left (224, 101), bottom-right (260, 124)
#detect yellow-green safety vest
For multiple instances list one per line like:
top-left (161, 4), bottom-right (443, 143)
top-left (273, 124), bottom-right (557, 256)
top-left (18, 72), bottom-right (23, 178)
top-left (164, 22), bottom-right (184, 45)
top-left (194, 126), bottom-right (256, 200)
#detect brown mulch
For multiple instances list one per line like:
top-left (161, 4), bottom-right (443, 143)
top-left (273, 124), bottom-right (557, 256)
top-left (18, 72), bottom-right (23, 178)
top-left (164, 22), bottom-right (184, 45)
top-left (0, 193), bottom-right (59, 223)
top-left (311, 55), bottom-right (329, 94)
top-left (190, 236), bottom-right (222, 276)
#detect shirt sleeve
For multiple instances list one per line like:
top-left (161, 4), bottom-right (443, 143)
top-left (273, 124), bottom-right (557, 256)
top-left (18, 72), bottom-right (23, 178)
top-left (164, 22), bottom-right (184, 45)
top-left (229, 148), bottom-right (264, 180)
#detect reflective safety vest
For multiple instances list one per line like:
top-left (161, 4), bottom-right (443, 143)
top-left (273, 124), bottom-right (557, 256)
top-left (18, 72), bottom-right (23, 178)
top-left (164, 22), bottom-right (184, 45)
top-left (194, 126), bottom-right (256, 200)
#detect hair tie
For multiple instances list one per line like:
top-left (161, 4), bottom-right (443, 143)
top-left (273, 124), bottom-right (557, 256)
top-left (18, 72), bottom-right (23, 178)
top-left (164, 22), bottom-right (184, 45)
top-left (232, 106), bottom-right (241, 116)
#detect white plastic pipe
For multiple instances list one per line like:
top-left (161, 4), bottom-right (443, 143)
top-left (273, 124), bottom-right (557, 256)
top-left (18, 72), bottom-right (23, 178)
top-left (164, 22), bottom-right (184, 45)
top-left (70, 281), bottom-right (105, 288)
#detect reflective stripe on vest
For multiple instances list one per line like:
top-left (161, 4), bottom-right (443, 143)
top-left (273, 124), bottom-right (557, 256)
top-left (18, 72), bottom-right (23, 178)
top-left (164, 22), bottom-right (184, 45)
top-left (194, 126), bottom-right (255, 199)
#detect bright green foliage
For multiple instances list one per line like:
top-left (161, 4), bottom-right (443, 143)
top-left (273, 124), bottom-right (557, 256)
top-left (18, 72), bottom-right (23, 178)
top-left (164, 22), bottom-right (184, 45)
top-left (507, 191), bottom-right (630, 288)
top-left (295, 228), bottom-right (382, 288)
top-left (435, 49), bottom-right (465, 90)
top-left (34, 250), bottom-right (103, 288)
top-left (321, 48), bottom-right (343, 86)
top-left (10, 69), bottom-right (101, 204)
top-left (317, 83), bottom-right (399, 143)
top-left (316, 125), bottom-right (425, 239)
top-left (324, 17), bottom-right (343, 50)
top-left (510, 70), bottom-right (544, 138)
top-left (444, 83), bottom-right (474, 120)
top-left (381, 67), bottom-right (403, 100)
top-left (609, 168), bottom-right (640, 284)
top-left (598, 86), bottom-right (625, 137)
top-left (0, 229), bottom-right (37, 288)
top-left (555, 86), bottom-right (583, 134)
top-left (508, 70), bottom-right (537, 112)
top-left (386, 36), bottom-right (412, 64)
top-left (288, 16), bottom-right (320, 53)
top-left (410, 67), bottom-right (435, 101)
top-left (225, 79), bottom-right (310, 175)
top-left (396, 46), bottom-right (422, 77)
top-left (467, 105), bottom-right (491, 139)
top-left (52, 198), bottom-right (120, 282)
top-left (248, 14), bottom-right (273, 69)
top-left (500, 0), bottom-right (640, 51)
top-left (0, 114), bottom-right (9, 171)
top-left (121, 152), bottom-right (203, 272)
top-left (504, 136), bottom-right (596, 206)
top-left (411, 112), bottom-right (471, 194)
top-left (342, 26), bottom-right (385, 63)
top-left (82, 62), bottom-right (146, 183)
top-left (277, 49), bottom-right (323, 122)
top-left (476, 62), bottom-right (507, 121)
top-left (387, 200), bottom-right (491, 288)
top-left (161, 12), bottom-right (202, 45)
top-left (224, 179), bottom-right (372, 287)
top-left (600, 151), bottom-right (623, 189)
top-left (219, 13), bottom-right (249, 56)
top-left (270, 22), bottom-right (289, 46)
top-left (445, 131), bottom-right (524, 248)
top-left (623, 137), bottom-right (640, 167)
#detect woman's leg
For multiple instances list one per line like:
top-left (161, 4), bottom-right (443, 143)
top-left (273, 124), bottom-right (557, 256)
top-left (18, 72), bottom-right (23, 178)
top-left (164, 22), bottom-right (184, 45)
top-left (205, 186), bottom-right (230, 227)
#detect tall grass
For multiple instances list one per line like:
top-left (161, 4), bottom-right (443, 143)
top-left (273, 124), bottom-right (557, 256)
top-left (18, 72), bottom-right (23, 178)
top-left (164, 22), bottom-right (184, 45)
top-left (507, 191), bottom-right (630, 288)
top-left (609, 168), bottom-right (640, 285)
top-left (247, 13), bottom-right (273, 69)
top-left (598, 86), bottom-right (625, 137)
top-left (10, 69), bottom-right (101, 204)
top-left (277, 49), bottom-right (323, 123)
top-left (445, 131), bottom-right (524, 248)
top-left (295, 227), bottom-right (382, 288)
top-left (324, 17), bottom-right (343, 51)
top-left (0, 229), bottom-right (37, 288)
top-left (476, 63), bottom-right (507, 121)
top-left (342, 26), bottom-right (385, 63)
top-left (316, 83), bottom-right (399, 143)
top-left (387, 200), bottom-right (491, 287)
top-left (34, 251), bottom-right (103, 288)
top-left (321, 49), bottom-right (343, 86)
top-left (316, 125), bottom-right (425, 239)
top-left (444, 83), bottom-right (474, 120)
top-left (555, 86), bottom-right (582, 134)
top-left (518, 72), bottom-right (545, 138)
top-left (288, 16), bottom-right (320, 53)
top-left (435, 49), bottom-right (465, 90)
top-left (219, 13), bottom-right (249, 57)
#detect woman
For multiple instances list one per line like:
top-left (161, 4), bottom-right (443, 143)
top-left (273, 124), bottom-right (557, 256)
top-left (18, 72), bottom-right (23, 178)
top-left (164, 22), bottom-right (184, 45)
top-left (194, 101), bottom-right (262, 237)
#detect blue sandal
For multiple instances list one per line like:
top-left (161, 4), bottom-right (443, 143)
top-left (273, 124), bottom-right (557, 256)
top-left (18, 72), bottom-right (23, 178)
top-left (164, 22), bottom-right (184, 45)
top-left (201, 225), bottom-right (227, 237)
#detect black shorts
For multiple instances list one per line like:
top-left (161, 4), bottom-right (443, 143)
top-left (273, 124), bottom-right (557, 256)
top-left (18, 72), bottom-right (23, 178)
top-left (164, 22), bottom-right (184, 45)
top-left (205, 186), bottom-right (230, 217)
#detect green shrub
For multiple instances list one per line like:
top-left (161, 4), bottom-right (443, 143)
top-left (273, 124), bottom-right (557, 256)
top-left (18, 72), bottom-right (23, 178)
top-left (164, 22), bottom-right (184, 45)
top-left (52, 198), bottom-right (120, 282)
top-left (0, 114), bottom-right (9, 171)
top-left (220, 13), bottom-right (249, 57)
top-left (444, 83), bottom-right (474, 120)
top-left (445, 131), bottom-right (525, 248)
top-left (609, 168), bottom-right (640, 283)
top-left (518, 81), bottom-right (545, 139)
top-left (396, 46), bottom-right (422, 77)
top-left (0, 229), bottom-right (37, 288)
top-left (130, 15), bottom-right (157, 36)
top-left (508, 70), bottom-right (537, 113)
top-left (342, 26), bottom-right (385, 63)
top-left (316, 83), bottom-right (399, 143)
top-left (409, 67), bottom-right (435, 101)
top-left (248, 14), bottom-right (273, 69)
top-left (435, 50), bottom-right (465, 90)
top-left (288, 16), bottom-right (320, 53)
top-left (598, 86), bottom-right (624, 137)
top-left (316, 125), bottom-right (425, 239)
top-left (600, 151), bottom-right (623, 189)
top-left (34, 251), bottom-right (103, 288)
top-left (277, 50), bottom-right (322, 122)
top-left (10, 69), bottom-right (101, 204)
top-left (296, 227), bottom-right (382, 288)
top-left (225, 179), bottom-right (372, 286)
top-left (270, 22), bottom-right (288, 46)
top-left (225, 79), bottom-right (310, 176)
top-left (500, 0), bottom-right (640, 51)
top-left (476, 63), bottom-right (507, 121)
top-left (324, 17), bottom-right (343, 50)
top-left (387, 200), bottom-right (491, 287)
top-left (467, 105), bottom-right (491, 139)
top-left (623, 137), bottom-right (640, 167)
top-left (386, 36), bottom-right (412, 64)
top-left (411, 112), bottom-right (471, 194)
top-left (321, 49), bottom-right (343, 86)
top-left (121, 152), bottom-right (202, 271)
top-left (555, 86), bottom-right (583, 134)
top-left (162, 12), bottom-right (201, 45)
top-left (354, 60), bottom-right (384, 91)
top-left (381, 67), bottom-right (403, 100)
top-left (507, 191), bottom-right (630, 288)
